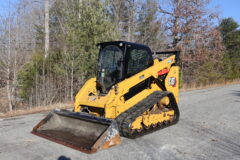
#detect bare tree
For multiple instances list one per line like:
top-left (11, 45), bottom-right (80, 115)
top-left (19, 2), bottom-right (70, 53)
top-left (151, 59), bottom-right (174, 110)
top-left (127, 0), bottom-right (135, 42)
top-left (6, 0), bottom-right (13, 112)
top-left (159, 0), bottom-right (224, 84)
top-left (108, 0), bottom-right (139, 41)
top-left (44, 0), bottom-right (50, 58)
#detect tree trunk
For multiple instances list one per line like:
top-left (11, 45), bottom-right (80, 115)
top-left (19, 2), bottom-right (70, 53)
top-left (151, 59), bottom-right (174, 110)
top-left (44, 0), bottom-right (50, 58)
top-left (127, 0), bottom-right (135, 42)
top-left (70, 49), bottom-right (74, 101)
top-left (7, 0), bottom-right (12, 112)
top-left (11, 14), bottom-right (19, 111)
top-left (43, 0), bottom-right (50, 105)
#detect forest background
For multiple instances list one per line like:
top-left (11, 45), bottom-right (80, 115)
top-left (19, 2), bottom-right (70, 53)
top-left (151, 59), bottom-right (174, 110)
top-left (0, 0), bottom-right (239, 113)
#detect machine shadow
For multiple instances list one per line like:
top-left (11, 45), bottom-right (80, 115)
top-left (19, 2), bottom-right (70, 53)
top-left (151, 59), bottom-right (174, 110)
top-left (58, 156), bottom-right (71, 160)
top-left (231, 90), bottom-right (240, 97)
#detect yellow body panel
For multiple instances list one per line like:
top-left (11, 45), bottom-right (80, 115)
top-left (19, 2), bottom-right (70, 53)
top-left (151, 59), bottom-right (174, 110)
top-left (142, 110), bottom-right (174, 126)
top-left (131, 117), bottom-right (142, 130)
top-left (130, 110), bottom-right (175, 130)
top-left (74, 55), bottom-right (179, 120)
top-left (160, 96), bottom-right (170, 106)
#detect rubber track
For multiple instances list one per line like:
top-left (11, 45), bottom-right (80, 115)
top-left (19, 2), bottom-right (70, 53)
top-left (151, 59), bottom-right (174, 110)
top-left (116, 91), bottom-right (180, 139)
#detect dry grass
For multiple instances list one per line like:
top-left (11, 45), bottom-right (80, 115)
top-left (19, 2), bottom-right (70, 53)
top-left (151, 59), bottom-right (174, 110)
top-left (0, 102), bottom-right (73, 118)
top-left (0, 87), bottom-right (8, 113)
top-left (181, 79), bottom-right (240, 92)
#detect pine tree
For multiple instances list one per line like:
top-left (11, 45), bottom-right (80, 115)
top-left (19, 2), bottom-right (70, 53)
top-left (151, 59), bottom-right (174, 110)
top-left (219, 18), bottom-right (240, 79)
top-left (17, 0), bottom-right (119, 106)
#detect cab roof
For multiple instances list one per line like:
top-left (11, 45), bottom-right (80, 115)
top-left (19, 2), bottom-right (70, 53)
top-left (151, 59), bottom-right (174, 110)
top-left (97, 41), bottom-right (151, 51)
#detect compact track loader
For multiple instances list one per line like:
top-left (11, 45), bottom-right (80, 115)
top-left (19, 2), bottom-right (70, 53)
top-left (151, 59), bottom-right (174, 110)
top-left (32, 41), bottom-right (180, 153)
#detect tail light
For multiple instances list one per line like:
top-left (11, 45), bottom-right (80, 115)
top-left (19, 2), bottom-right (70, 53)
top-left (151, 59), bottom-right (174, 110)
top-left (158, 69), bottom-right (169, 76)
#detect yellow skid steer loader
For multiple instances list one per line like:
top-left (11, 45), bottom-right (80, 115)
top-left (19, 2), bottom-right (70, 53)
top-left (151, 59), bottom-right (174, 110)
top-left (32, 41), bottom-right (180, 154)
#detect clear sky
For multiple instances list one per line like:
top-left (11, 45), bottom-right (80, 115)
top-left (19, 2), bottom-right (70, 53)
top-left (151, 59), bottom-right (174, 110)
top-left (0, 0), bottom-right (14, 17)
top-left (0, 0), bottom-right (240, 24)
top-left (210, 0), bottom-right (240, 24)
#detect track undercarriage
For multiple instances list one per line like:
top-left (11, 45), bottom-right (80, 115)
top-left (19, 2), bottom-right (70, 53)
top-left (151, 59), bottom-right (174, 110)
top-left (116, 91), bottom-right (179, 138)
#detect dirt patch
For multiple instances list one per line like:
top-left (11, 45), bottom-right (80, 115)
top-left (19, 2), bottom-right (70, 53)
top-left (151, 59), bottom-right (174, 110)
top-left (0, 87), bottom-right (8, 113)
top-left (3, 117), bottom-right (23, 121)
top-left (181, 79), bottom-right (240, 92)
top-left (0, 103), bottom-right (73, 118)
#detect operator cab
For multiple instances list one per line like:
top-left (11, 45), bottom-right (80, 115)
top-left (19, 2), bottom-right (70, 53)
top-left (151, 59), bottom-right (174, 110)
top-left (97, 41), bottom-right (153, 93)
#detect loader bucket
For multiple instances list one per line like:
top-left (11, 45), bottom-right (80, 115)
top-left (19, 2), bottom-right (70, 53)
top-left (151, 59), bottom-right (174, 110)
top-left (31, 109), bottom-right (121, 154)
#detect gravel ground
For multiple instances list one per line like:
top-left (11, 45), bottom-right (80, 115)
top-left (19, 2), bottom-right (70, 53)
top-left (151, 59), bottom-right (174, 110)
top-left (0, 84), bottom-right (240, 160)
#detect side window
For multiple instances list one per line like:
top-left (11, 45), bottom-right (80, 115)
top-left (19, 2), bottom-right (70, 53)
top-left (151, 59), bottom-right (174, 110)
top-left (99, 45), bottom-right (123, 89)
top-left (127, 48), bottom-right (151, 76)
top-left (100, 46), bottom-right (122, 71)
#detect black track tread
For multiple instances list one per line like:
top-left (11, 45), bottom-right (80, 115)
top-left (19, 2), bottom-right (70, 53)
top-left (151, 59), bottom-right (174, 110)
top-left (116, 91), bottom-right (180, 139)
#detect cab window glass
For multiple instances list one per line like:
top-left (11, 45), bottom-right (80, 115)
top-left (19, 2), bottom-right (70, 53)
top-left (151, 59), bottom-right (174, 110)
top-left (127, 48), bottom-right (151, 76)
